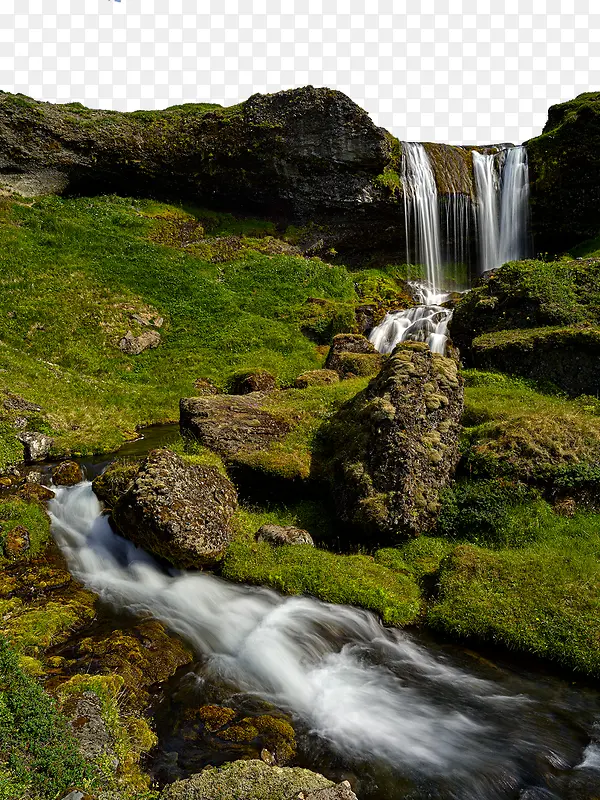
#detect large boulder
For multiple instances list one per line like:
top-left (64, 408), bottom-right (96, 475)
top-left (180, 394), bottom-right (290, 459)
top-left (160, 759), bottom-right (358, 800)
top-left (17, 431), bottom-right (54, 463)
top-left (112, 449), bottom-right (237, 568)
top-left (325, 334), bottom-right (383, 377)
top-left (52, 460), bottom-right (84, 486)
top-left (319, 342), bottom-right (463, 540)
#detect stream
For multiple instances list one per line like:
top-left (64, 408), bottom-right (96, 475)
top-left (47, 476), bottom-right (600, 800)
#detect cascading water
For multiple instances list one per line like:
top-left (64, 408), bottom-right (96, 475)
top-left (473, 150), bottom-right (501, 273)
top-left (48, 481), bottom-right (600, 799)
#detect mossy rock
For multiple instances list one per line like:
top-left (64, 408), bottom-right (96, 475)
top-left (228, 369), bottom-right (277, 395)
top-left (470, 325), bottom-right (600, 396)
top-left (52, 460), bottom-right (84, 486)
top-left (293, 369), bottom-right (340, 388)
top-left (92, 459), bottom-right (141, 508)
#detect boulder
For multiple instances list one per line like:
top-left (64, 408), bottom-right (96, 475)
top-left (160, 759), bottom-right (355, 800)
top-left (320, 342), bottom-right (463, 540)
top-left (230, 369), bottom-right (277, 395)
top-left (180, 394), bottom-right (290, 459)
top-left (52, 460), bottom-right (84, 486)
top-left (325, 334), bottom-right (382, 377)
top-left (302, 783), bottom-right (358, 800)
top-left (294, 369), bottom-right (340, 388)
top-left (112, 449), bottom-right (237, 568)
top-left (3, 525), bottom-right (31, 559)
top-left (92, 459), bottom-right (140, 508)
top-left (16, 482), bottom-right (55, 503)
top-left (256, 524), bottom-right (314, 546)
top-left (119, 329), bottom-right (161, 355)
top-left (17, 431), bottom-right (54, 463)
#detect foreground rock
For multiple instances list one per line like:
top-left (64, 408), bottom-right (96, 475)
top-left (112, 449), bottom-right (237, 568)
top-left (320, 342), bottom-right (463, 539)
top-left (52, 460), bottom-right (84, 486)
top-left (160, 759), bottom-right (358, 800)
top-left (17, 431), bottom-right (54, 463)
top-left (180, 394), bottom-right (290, 458)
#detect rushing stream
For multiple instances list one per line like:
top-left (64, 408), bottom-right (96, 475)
top-left (48, 481), bottom-right (600, 800)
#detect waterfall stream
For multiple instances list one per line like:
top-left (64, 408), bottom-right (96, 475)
top-left (48, 482), bottom-right (600, 799)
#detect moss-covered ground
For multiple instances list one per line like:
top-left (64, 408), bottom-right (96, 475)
top-left (0, 194), bottom-right (361, 466)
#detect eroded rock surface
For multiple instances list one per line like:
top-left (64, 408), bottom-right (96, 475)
top-left (320, 342), bottom-right (463, 539)
top-left (112, 449), bottom-right (237, 568)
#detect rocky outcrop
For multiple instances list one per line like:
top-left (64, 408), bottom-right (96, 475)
top-left (112, 449), bottom-right (237, 568)
top-left (17, 431), bottom-right (54, 463)
top-left (160, 759), bottom-right (357, 800)
top-left (294, 369), bottom-right (340, 388)
top-left (52, 460), bottom-right (84, 486)
top-left (527, 92), bottom-right (600, 255)
top-left (119, 329), bottom-right (161, 355)
top-left (256, 524), bottom-right (314, 546)
top-left (230, 369), bottom-right (276, 395)
top-left (325, 334), bottom-right (383, 377)
top-left (180, 394), bottom-right (290, 458)
top-left (319, 342), bottom-right (463, 540)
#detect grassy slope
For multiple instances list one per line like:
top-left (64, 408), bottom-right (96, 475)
top-left (0, 195), bottom-right (357, 460)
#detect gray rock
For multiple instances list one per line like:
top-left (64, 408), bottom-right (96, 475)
top-left (63, 691), bottom-right (118, 769)
top-left (301, 781), bottom-right (359, 800)
top-left (2, 391), bottom-right (41, 413)
top-left (113, 449), bottom-right (238, 568)
top-left (17, 431), bottom-right (54, 463)
top-left (119, 329), bottom-right (161, 355)
top-left (256, 524), bottom-right (314, 546)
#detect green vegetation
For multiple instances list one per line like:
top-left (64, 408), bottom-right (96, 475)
top-left (223, 541), bottom-right (422, 625)
top-left (0, 637), bottom-right (91, 800)
top-left (0, 499), bottom-right (50, 562)
top-left (0, 195), bottom-right (359, 462)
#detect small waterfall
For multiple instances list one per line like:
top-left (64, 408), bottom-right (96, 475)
top-left (498, 146), bottom-right (530, 265)
top-left (472, 146), bottom-right (530, 273)
top-left (441, 192), bottom-right (474, 291)
top-left (369, 284), bottom-right (453, 356)
top-left (402, 142), bottom-right (443, 293)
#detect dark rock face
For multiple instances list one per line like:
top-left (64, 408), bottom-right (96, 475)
top-left (0, 87), bottom-right (402, 259)
top-left (112, 449), bottom-right (237, 568)
top-left (256, 524), bottom-right (314, 546)
top-left (180, 394), bottom-right (290, 458)
top-left (319, 342), bottom-right (463, 540)
top-left (52, 460), bottom-right (84, 486)
top-left (325, 333), bottom-right (383, 377)
top-left (527, 92), bottom-right (600, 254)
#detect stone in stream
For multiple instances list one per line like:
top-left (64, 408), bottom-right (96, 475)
top-left (17, 431), bottom-right (54, 463)
top-left (112, 449), bottom-right (237, 568)
top-left (52, 460), bottom-right (84, 486)
top-left (159, 759), bottom-right (358, 800)
top-left (319, 341), bottom-right (463, 540)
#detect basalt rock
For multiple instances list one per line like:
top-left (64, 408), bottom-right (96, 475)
top-left (319, 342), bottom-right (463, 540)
top-left (112, 448), bottom-right (237, 568)
top-left (180, 394), bottom-right (290, 459)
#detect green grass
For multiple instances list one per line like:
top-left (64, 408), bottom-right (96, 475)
top-left (0, 637), bottom-right (91, 800)
top-left (0, 499), bottom-right (51, 562)
top-left (0, 195), bottom-right (358, 460)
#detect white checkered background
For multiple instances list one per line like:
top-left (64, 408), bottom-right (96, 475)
top-left (2, 0), bottom-right (600, 145)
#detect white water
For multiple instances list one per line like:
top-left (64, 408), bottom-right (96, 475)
top-left (368, 284), bottom-right (453, 356)
top-left (402, 142), bottom-right (443, 294)
top-left (473, 145), bottom-right (530, 273)
top-left (48, 482), bottom-right (600, 798)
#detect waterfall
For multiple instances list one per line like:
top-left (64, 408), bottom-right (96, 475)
top-left (473, 145), bottom-right (530, 273)
top-left (401, 142), bottom-right (443, 293)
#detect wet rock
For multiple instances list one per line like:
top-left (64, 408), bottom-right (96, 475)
top-left (119, 329), bottom-right (161, 355)
top-left (3, 525), bottom-right (30, 558)
top-left (92, 459), bottom-right (140, 508)
top-left (160, 759), bottom-right (339, 800)
top-left (294, 369), bottom-right (340, 388)
top-left (17, 431), bottom-right (54, 463)
top-left (256, 524), bottom-right (314, 546)
top-left (180, 394), bottom-right (290, 459)
top-left (16, 482), bottom-right (55, 503)
top-left (325, 334), bottom-right (382, 378)
top-left (320, 341), bottom-right (463, 540)
top-left (52, 460), bottom-right (84, 486)
top-left (230, 369), bottom-right (277, 395)
top-left (112, 449), bottom-right (237, 568)
top-left (301, 782), bottom-right (359, 800)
